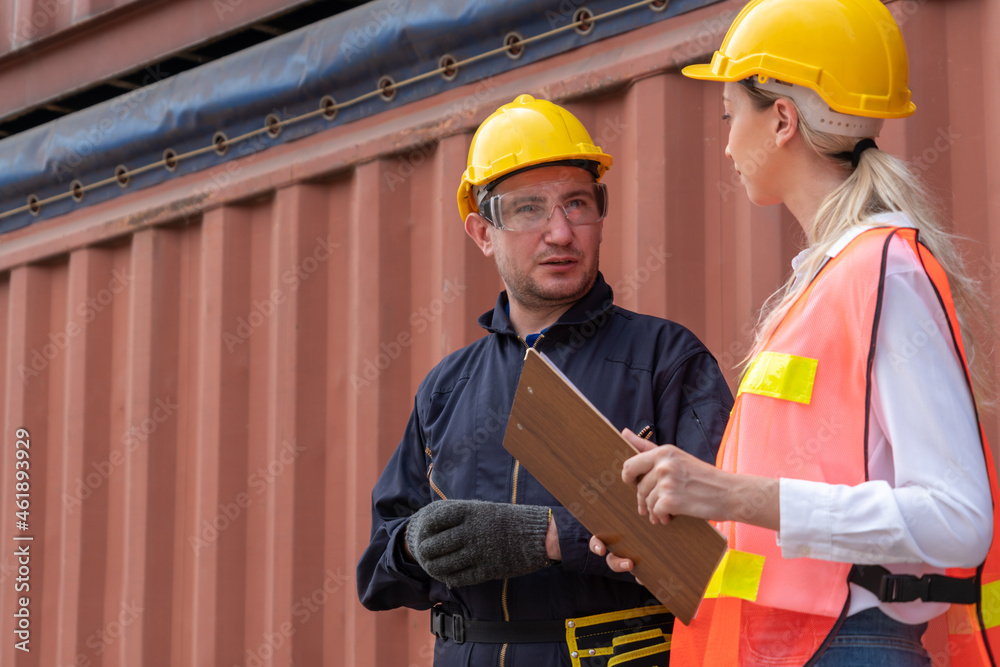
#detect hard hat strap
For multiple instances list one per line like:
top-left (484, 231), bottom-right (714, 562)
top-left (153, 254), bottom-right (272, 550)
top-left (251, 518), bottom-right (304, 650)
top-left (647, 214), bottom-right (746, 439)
top-left (750, 77), bottom-right (884, 138)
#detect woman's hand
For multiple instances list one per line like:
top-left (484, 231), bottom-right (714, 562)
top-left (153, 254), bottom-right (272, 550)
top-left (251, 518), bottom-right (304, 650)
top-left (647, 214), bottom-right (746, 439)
top-left (589, 429), bottom-right (780, 576)
top-left (621, 428), bottom-right (736, 524)
top-left (621, 428), bottom-right (780, 530)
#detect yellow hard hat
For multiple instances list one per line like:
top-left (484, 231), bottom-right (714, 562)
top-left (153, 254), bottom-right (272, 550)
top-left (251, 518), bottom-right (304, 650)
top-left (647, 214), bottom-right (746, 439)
top-left (457, 94), bottom-right (613, 221)
top-left (682, 0), bottom-right (915, 119)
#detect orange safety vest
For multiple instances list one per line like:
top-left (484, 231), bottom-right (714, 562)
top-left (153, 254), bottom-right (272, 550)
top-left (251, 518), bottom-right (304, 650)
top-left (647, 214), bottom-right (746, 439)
top-left (672, 227), bottom-right (1000, 666)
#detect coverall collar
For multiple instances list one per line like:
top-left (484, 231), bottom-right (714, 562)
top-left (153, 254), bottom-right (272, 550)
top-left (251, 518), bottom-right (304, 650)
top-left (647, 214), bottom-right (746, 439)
top-left (478, 271), bottom-right (615, 338)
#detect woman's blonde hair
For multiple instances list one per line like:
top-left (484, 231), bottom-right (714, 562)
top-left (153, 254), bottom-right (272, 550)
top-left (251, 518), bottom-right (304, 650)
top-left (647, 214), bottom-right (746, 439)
top-left (738, 80), bottom-right (995, 406)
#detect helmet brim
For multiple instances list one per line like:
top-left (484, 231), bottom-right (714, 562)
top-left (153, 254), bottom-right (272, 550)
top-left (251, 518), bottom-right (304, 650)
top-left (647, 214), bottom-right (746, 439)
top-left (681, 63), bottom-right (916, 120)
top-left (681, 62), bottom-right (732, 82)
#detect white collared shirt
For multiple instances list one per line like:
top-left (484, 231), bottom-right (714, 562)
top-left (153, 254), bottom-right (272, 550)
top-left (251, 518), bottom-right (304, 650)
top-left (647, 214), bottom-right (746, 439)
top-left (776, 213), bottom-right (993, 623)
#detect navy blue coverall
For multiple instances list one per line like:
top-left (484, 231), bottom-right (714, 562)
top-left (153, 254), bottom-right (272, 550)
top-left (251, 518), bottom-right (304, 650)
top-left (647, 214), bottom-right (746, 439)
top-left (357, 273), bottom-right (733, 666)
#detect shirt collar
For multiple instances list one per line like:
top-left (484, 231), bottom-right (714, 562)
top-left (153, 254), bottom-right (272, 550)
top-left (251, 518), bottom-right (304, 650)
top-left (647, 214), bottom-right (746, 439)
top-left (478, 271), bottom-right (615, 337)
top-left (790, 212), bottom-right (916, 273)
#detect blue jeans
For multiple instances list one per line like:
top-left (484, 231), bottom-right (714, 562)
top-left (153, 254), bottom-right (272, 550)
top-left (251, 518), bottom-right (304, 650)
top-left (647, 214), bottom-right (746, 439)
top-left (815, 607), bottom-right (930, 666)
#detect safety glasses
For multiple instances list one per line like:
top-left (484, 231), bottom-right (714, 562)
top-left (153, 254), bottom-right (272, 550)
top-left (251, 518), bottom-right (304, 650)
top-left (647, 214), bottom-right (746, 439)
top-left (481, 181), bottom-right (608, 232)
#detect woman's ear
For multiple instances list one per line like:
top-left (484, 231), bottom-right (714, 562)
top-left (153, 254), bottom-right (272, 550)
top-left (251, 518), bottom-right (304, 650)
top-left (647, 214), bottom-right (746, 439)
top-left (465, 213), bottom-right (494, 257)
top-left (772, 97), bottom-right (799, 148)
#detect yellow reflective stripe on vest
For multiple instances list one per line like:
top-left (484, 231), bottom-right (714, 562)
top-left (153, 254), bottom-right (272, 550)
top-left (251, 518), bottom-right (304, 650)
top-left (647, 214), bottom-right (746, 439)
top-left (703, 550), bottom-right (766, 602)
top-left (981, 580), bottom-right (1000, 629)
top-left (738, 352), bottom-right (818, 405)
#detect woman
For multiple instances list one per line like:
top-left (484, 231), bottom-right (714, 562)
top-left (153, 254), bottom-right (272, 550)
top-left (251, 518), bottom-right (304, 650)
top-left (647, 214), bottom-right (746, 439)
top-left (590, 0), bottom-right (1000, 665)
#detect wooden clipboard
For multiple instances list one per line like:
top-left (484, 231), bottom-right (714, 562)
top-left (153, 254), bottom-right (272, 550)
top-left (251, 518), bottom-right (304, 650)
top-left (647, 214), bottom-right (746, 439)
top-left (502, 348), bottom-right (727, 624)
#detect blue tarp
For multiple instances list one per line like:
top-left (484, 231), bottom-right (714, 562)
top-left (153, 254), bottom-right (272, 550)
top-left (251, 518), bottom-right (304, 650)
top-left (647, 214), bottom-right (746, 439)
top-left (0, 0), bottom-right (722, 232)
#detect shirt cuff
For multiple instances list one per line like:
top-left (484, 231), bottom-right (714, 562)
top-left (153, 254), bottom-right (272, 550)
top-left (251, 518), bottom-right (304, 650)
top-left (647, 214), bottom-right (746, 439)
top-left (387, 519), bottom-right (433, 583)
top-left (551, 507), bottom-right (588, 571)
top-left (778, 478), bottom-right (834, 560)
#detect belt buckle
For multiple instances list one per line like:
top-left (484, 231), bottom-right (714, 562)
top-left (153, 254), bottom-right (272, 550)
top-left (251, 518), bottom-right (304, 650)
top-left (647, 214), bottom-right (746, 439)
top-left (451, 613), bottom-right (465, 644)
top-left (430, 607), bottom-right (466, 644)
top-left (430, 607), bottom-right (445, 639)
top-left (878, 573), bottom-right (929, 602)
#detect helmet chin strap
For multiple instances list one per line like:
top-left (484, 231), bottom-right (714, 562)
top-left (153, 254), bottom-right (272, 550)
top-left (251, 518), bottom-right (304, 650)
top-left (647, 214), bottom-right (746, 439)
top-left (751, 76), bottom-right (884, 139)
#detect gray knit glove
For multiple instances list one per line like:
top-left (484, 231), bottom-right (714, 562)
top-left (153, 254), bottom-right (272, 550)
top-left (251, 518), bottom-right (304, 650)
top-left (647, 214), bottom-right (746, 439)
top-left (405, 499), bottom-right (552, 588)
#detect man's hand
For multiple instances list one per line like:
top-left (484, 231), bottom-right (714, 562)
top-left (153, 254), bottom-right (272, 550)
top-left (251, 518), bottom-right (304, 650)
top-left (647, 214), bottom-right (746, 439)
top-left (405, 499), bottom-right (553, 588)
top-left (546, 517), bottom-right (561, 561)
top-left (589, 535), bottom-right (639, 579)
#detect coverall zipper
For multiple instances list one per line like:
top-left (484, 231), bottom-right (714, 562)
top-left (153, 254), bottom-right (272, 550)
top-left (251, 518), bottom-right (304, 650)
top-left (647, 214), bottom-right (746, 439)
top-left (501, 332), bottom-right (545, 666)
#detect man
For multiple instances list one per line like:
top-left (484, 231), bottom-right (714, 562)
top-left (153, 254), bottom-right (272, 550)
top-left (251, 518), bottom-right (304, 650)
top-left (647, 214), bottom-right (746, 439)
top-left (357, 94), bottom-right (733, 666)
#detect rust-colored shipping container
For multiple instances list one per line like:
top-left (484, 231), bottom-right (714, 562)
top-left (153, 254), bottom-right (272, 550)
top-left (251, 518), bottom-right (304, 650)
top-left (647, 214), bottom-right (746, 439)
top-left (1, 0), bottom-right (998, 665)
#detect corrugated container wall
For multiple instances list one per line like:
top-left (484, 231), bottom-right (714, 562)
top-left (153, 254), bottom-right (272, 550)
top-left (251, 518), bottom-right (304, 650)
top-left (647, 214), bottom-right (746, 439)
top-left (1, 0), bottom-right (999, 665)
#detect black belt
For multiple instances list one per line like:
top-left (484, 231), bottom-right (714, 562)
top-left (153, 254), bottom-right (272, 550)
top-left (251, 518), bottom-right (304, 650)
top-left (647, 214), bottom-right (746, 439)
top-left (431, 606), bottom-right (566, 644)
top-left (849, 564), bottom-right (979, 604)
top-left (430, 604), bottom-right (674, 645)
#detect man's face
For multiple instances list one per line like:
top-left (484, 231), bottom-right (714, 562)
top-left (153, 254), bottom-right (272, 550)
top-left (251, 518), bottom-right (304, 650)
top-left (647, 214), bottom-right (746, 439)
top-left (476, 165), bottom-right (604, 312)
